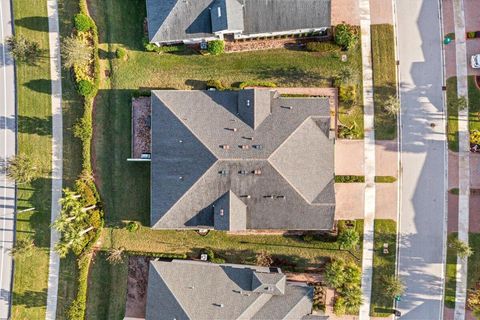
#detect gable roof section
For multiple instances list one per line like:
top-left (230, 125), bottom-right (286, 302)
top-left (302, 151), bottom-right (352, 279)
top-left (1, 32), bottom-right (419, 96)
top-left (145, 260), bottom-right (314, 320)
top-left (150, 89), bottom-right (335, 230)
top-left (146, 0), bottom-right (213, 43)
top-left (242, 0), bottom-right (331, 35)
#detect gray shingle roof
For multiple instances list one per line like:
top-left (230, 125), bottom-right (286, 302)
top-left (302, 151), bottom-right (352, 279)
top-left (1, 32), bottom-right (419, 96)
top-left (211, 0), bottom-right (245, 33)
top-left (146, 0), bottom-right (331, 43)
top-left (150, 89), bottom-right (335, 231)
top-left (145, 260), bottom-right (314, 320)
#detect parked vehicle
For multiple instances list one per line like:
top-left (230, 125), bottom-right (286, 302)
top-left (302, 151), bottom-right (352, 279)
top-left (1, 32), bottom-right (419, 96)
top-left (471, 54), bottom-right (480, 68)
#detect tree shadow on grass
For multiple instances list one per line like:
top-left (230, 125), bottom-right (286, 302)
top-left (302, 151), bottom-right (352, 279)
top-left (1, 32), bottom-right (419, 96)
top-left (24, 79), bottom-right (52, 95)
top-left (18, 115), bottom-right (52, 136)
top-left (11, 288), bottom-right (47, 308)
top-left (14, 16), bottom-right (49, 33)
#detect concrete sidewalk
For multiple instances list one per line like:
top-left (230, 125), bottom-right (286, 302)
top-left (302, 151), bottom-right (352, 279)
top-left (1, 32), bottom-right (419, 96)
top-left (358, 0), bottom-right (376, 318)
top-left (45, 0), bottom-right (63, 319)
top-left (452, 0), bottom-right (470, 319)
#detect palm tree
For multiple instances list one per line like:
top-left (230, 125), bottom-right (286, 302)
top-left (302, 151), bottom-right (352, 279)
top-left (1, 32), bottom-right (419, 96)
top-left (384, 95), bottom-right (400, 116)
top-left (61, 35), bottom-right (91, 69)
top-left (107, 247), bottom-right (125, 264)
top-left (449, 238), bottom-right (473, 259)
top-left (325, 259), bottom-right (345, 289)
top-left (382, 275), bottom-right (405, 298)
top-left (338, 229), bottom-right (360, 250)
top-left (6, 154), bottom-right (38, 184)
top-left (341, 285), bottom-right (363, 311)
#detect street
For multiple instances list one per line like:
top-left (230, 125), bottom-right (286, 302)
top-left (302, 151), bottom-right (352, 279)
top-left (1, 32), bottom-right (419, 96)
top-left (0, 0), bottom-right (15, 318)
top-left (395, 0), bottom-right (447, 319)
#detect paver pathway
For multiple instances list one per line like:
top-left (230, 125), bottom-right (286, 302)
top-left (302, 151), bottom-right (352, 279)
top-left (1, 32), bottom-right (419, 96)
top-left (358, 0), bottom-right (376, 318)
top-left (452, 0), bottom-right (470, 319)
top-left (45, 0), bottom-right (63, 318)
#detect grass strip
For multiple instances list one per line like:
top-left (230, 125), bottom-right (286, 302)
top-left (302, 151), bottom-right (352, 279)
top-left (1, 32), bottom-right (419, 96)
top-left (11, 1), bottom-right (52, 318)
top-left (371, 24), bottom-right (397, 140)
top-left (370, 219), bottom-right (397, 316)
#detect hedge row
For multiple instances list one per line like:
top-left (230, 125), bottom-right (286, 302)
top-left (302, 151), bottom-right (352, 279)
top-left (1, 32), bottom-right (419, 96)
top-left (126, 251), bottom-right (188, 259)
top-left (66, 1), bottom-right (103, 319)
top-left (334, 175), bottom-right (365, 183)
top-left (238, 80), bottom-right (277, 89)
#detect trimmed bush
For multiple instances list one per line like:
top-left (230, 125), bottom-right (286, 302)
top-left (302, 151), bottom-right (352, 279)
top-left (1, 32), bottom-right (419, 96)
top-left (374, 176), bottom-right (397, 183)
top-left (467, 31), bottom-right (476, 39)
top-left (126, 221), bottom-right (139, 232)
top-left (206, 79), bottom-right (227, 91)
top-left (207, 40), bottom-right (225, 55)
top-left (334, 175), bottom-right (365, 183)
top-left (74, 13), bottom-right (94, 32)
top-left (334, 23), bottom-right (359, 50)
top-left (306, 41), bottom-right (341, 53)
top-left (116, 47), bottom-right (126, 59)
top-left (73, 117), bottom-right (92, 141)
top-left (339, 84), bottom-right (357, 104)
top-left (239, 80), bottom-right (277, 89)
top-left (77, 80), bottom-right (95, 97)
top-left (126, 251), bottom-right (187, 259)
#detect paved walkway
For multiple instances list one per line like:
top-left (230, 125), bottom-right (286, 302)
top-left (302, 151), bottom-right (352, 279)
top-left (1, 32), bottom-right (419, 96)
top-left (0, 1), bottom-right (16, 318)
top-left (45, 0), bottom-right (63, 318)
top-left (452, 0), bottom-right (470, 319)
top-left (358, 0), bottom-right (376, 318)
top-left (395, 0), bottom-right (447, 318)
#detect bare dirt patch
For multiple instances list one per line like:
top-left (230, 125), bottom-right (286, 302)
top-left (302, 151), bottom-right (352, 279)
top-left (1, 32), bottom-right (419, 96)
top-left (132, 97), bottom-right (151, 159)
top-left (125, 256), bottom-right (150, 318)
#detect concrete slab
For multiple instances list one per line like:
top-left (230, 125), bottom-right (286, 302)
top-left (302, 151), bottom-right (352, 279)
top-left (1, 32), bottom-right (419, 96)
top-left (334, 183), bottom-right (365, 220)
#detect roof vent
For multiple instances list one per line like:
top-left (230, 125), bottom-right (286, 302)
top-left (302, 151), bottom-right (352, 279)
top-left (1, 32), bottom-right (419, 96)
top-left (263, 195), bottom-right (274, 199)
top-left (220, 209), bottom-right (224, 216)
top-left (246, 99), bottom-right (251, 107)
top-left (219, 170), bottom-right (229, 176)
top-left (179, 176), bottom-right (184, 180)
top-left (238, 170), bottom-right (248, 175)
top-left (253, 144), bottom-right (263, 150)
top-left (276, 195), bottom-right (286, 199)
top-left (179, 139), bottom-right (183, 143)
top-left (281, 106), bottom-right (293, 110)
top-left (239, 145), bottom-right (249, 149)
top-left (240, 195), bottom-right (251, 199)
top-left (253, 169), bottom-right (262, 175)
top-left (217, 6), bottom-right (221, 17)
top-left (243, 136), bottom-right (254, 141)
top-left (221, 144), bottom-right (230, 150)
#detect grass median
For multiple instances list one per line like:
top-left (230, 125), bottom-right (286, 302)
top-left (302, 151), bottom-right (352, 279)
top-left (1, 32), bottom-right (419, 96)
top-left (371, 24), bottom-right (397, 140)
top-left (11, 0), bottom-right (52, 318)
top-left (370, 219), bottom-right (397, 317)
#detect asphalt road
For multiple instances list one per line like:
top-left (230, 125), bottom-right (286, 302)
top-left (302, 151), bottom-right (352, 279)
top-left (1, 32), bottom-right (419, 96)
top-left (395, 0), bottom-right (447, 319)
top-left (0, 0), bottom-right (15, 318)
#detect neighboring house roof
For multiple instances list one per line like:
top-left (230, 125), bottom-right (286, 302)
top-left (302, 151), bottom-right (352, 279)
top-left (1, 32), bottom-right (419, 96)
top-left (145, 259), bottom-right (314, 320)
top-left (150, 89), bottom-right (335, 230)
top-left (146, 0), bottom-right (331, 43)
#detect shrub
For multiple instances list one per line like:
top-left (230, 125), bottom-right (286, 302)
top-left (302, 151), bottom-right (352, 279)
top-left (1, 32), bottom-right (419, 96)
top-left (303, 234), bottom-right (314, 242)
top-left (74, 179), bottom-right (97, 206)
top-left (338, 229), bottom-right (360, 250)
top-left (382, 275), bottom-right (405, 298)
top-left (77, 80), bottom-right (95, 97)
top-left (325, 259), bottom-right (345, 289)
top-left (126, 221), bottom-right (139, 232)
top-left (333, 296), bottom-right (346, 315)
top-left (116, 47), bottom-right (126, 59)
top-left (338, 122), bottom-right (361, 139)
top-left (471, 130), bottom-right (480, 145)
top-left (74, 13), bottom-right (94, 32)
top-left (73, 117), bottom-right (92, 142)
top-left (67, 254), bottom-right (90, 320)
top-left (126, 251), bottom-right (187, 259)
top-left (339, 85), bottom-right (357, 104)
top-left (467, 31), bottom-right (476, 39)
top-left (449, 237), bottom-right (473, 259)
top-left (374, 176), bottom-right (397, 183)
top-left (206, 79), bottom-right (227, 91)
top-left (239, 80), bottom-right (277, 89)
top-left (468, 289), bottom-right (480, 313)
top-left (207, 40), bottom-right (225, 55)
top-left (256, 250), bottom-right (273, 267)
top-left (334, 175), bottom-right (365, 183)
top-left (334, 23), bottom-right (359, 50)
top-left (306, 41), bottom-right (341, 52)
top-left (312, 284), bottom-right (326, 311)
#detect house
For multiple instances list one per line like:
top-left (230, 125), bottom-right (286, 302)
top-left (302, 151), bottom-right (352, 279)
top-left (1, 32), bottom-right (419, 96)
top-left (146, 0), bottom-right (331, 45)
top-left (141, 89), bottom-right (335, 231)
top-left (144, 259), bottom-right (327, 320)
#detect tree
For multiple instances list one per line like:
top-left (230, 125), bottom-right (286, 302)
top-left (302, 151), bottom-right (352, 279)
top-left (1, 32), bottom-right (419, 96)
top-left (384, 95), bottom-right (400, 116)
top-left (449, 238), bottom-right (473, 259)
top-left (334, 23), bottom-right (358, 50)
top-left (6, 35), bottom-right (41, 63)
top-left (53, 189), bottom-right (97, 257)
top-left (107, 247), bottom-right (125, 264)
top-left (256, 250), bottom-right (273, 267)
top-left (338, 229), bottom-right (360, 250)
top-left (325, 259), bottom-right (345, 289)
top-left (382, 275), bottom-right (405, 298)
top-left (336, 66), bottom-right (358, 85)
top-left (61, 36), bottom-right (91, 69)
top-left (6, 154), bottom-right (38, 184)
top-left (9, 238), bottom-right (35, 259)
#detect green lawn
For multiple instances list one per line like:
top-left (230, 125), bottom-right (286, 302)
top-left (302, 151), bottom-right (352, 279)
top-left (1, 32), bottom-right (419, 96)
top-left (11, 1), bottom-right (52, 319)
top-left (55, 0), bottom-right (85, 318)
top-left (371, 24), bottom-right (397, 140)
top-left (370, 219), bottom-right (397, 316)
top-left (447, 77), bottom-right (459, 151)
top-left (447, 76), bottom-right (480, 151)
top-left (445, 233), bottom-right (458, 309)
top-left (468, 233), bottom-right (480, 290)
